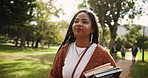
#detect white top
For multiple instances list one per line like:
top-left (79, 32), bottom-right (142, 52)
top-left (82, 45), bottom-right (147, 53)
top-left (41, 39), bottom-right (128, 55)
top-left (62, 42), bottom-right (97, 78)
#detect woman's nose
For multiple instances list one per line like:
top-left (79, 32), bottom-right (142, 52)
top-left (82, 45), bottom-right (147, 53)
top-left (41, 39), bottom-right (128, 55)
top-left (76, 22), bottom-right (82, 27)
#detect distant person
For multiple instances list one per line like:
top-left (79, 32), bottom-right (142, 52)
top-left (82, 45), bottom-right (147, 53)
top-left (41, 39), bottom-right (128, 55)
top-left (131, 43), bottom-right (138, 63)
top-left (50, 10), bottom-right (120, 78)
top-left (110, 42), bottom-right (118, 61)
top-left (120, 45), bottom-right (126, 60)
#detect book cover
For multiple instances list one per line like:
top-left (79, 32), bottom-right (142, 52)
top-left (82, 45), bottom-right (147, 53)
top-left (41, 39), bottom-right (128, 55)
top-left (92, 67), bottom-right (122, 78)
top-left (83, 63), bottom-right (122, 78)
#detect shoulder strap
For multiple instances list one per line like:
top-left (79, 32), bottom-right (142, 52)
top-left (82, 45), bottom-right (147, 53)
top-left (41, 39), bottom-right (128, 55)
top-left (71, 43), bottom-right (92, 78)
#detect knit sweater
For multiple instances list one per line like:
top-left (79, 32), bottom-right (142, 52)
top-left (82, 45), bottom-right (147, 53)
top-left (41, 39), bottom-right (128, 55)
top-left (50, 43), bottom-right (118, 78)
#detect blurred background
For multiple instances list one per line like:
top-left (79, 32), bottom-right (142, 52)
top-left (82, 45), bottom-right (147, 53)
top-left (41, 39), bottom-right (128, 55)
top-left (0, 0), bottom-right (148, 78)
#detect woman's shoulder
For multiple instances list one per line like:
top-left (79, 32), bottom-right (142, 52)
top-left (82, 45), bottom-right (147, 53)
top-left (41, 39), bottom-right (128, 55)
top-left (95, 44), bottom-right (107, 51)
top-left (62, 43), bottom-right (71, 48)
top-left (59, 43), bottom-right (73, 52)
top-left (56, 43), bottom-right (72, 58)
top-left (91, 44), bottom-right (109, 55)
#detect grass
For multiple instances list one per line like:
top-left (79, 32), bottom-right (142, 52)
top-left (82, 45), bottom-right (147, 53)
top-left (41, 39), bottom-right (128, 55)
top-left (0, 43), bottom-right (58, 78)
top-left (116, 50), bottom-right (148, 78)
top-left (129, 51), bottom-right (148, 78)
top-left (0, 43), bottom-right (148, 78)
top-left (130, 61), bottom-right (148, 78)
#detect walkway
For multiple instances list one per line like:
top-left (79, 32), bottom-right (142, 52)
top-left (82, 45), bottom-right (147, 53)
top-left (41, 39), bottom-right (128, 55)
top-left (116, 53), bottom-right (138, 78)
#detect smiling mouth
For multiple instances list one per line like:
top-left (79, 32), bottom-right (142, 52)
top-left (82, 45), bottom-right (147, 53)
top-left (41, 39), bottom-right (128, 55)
top-left (75, 28), bottom-right (83, 32)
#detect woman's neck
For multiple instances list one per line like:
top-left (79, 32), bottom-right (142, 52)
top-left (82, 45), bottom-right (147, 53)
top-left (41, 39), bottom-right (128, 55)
top-left (75, 38), bottom-right (90, 48)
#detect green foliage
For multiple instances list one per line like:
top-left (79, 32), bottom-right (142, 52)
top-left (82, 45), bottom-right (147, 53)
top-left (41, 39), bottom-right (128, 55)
top-left (116, 36), bottom-right (127, 49)
top-left (0, 0), bottom-right (36, 26)
top-left (123, 24), bottom-right (144, 48)
top-left (45, 22), bottom-right (66, 45)
top-left (78, 0), bottom-right (145, 48)
top-left (32, 0), bottom-right (63, 48)
top-left (0, 0), bottom-right (36, 48)
top-left (99, 28), bottom-right (110, 47)
top-left (78, 0), bottom-right (87, 9)
top-left (0, 0), bottom-right (65, 48)
top-left (116, 25), bottom-right (148, 49)
top-left (136, 34), bottom-right (148, 49)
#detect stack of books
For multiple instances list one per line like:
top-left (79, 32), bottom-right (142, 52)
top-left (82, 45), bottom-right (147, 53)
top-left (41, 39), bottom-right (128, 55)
top-left (83, 63), bottom-right (122, 78)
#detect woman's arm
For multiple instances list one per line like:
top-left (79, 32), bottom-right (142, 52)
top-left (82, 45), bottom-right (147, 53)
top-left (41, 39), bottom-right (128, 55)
top-left (50, 48), bottom-right (63, 78)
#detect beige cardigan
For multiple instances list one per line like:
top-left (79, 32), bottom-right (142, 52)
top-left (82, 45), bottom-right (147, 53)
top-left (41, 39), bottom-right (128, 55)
top-left (50, 43), bottom-right (118, 78)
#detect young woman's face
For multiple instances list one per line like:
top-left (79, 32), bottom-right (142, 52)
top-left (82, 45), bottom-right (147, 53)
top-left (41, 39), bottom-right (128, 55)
top-left (72, 12), bottom-right (94, 39)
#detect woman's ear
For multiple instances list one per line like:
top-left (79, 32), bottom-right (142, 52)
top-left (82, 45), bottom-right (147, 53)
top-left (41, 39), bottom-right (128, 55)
top-left (91, 27), bottom-right (94, 33)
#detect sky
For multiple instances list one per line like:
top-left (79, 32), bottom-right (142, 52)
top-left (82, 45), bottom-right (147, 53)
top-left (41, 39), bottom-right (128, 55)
top-left (50, 0), bottom-right (148, 36)
top-left (30, 0), bottom-right (148, 36)
top-left (52, 0), bottom-right (148, 27)
top-left (51, 0), bottom-right (81, 22)
top-left (38, 0), bottom-right (148, 29)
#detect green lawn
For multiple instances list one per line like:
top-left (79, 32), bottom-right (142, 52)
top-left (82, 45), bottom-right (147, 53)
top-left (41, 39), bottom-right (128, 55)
top-left (117, 50), bottom-right (148, 78)
top-left (130, 51), bottom-right (148, 78)
top-left (0, 43), bottom-right (57, 78)
top-left (116, 50), bottom-right (148, 78)
top-left (0, 43), bottom-right (148, 78)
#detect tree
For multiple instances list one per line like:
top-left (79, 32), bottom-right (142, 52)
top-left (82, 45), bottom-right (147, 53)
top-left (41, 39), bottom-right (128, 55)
top-left (136, 34), bottom-right (148, 51)
top-left (25, 24), bottom-right (37, 47)
top-left (124, 24), bottom-right (148, 50)
top-left (116, 35), bottom-right (127, 49)
top-left (117, 24), bottom-right (148, 53)
top-left (85, 0), bottom-right (144, 49)
top-left (33, 0), bottom-right (63, 48)
top-left (0, 0), bottom-right (36, 48)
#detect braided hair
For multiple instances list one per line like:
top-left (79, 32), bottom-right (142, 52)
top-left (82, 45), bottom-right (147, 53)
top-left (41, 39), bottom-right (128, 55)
top-left (58, 10), bottom-right (99, 52)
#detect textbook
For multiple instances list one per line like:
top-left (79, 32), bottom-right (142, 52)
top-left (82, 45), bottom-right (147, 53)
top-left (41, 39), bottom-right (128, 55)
top-left (83, 63), bottom-right (122, 78)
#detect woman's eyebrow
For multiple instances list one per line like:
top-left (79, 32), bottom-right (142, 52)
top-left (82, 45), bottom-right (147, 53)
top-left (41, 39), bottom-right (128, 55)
top-left (75, 18), bottom-right (90, 21)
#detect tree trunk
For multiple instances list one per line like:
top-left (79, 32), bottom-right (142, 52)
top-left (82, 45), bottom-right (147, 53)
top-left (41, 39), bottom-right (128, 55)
top-left (109, 36), bottom-right (116, 49)
top-left (101, 28), bottom-right (106, 46)
top-left (32, 41), bottom-right (34, 48)
top-left (35, 36), bottom-right (42, 48)
top-left (27, 41), bottom-right (29, 47)
top-left (14, 36), bottom-right (19, 47)
top-left (41, 39), bottom-right (45, 48)
top-left (20, 29), bottom-right (26, 48)
top-left (47, 41), bottom-right (50, 48)
top-left (109, 26), bottom-right (117, 49)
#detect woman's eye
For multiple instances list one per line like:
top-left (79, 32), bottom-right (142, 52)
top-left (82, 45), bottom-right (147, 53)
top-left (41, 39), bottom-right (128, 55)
top-left (83, 21), bottom-right (88, 24)
top-left (74, 21), bottom-right (79, 23)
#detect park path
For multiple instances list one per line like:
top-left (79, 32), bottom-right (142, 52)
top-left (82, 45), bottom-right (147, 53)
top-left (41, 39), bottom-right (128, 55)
top-left (116, 53), bottom-right (138, 78)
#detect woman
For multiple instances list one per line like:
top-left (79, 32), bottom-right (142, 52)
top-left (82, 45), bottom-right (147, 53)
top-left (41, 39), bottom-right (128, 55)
top-left (110, 42), bottom-right (118, 61)
top-left (131, 43), bottom-right (138, 63)
top-left (120, 45), bottom-right (126, 60)
top-left (50, 10), bottom-right (118, 78)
